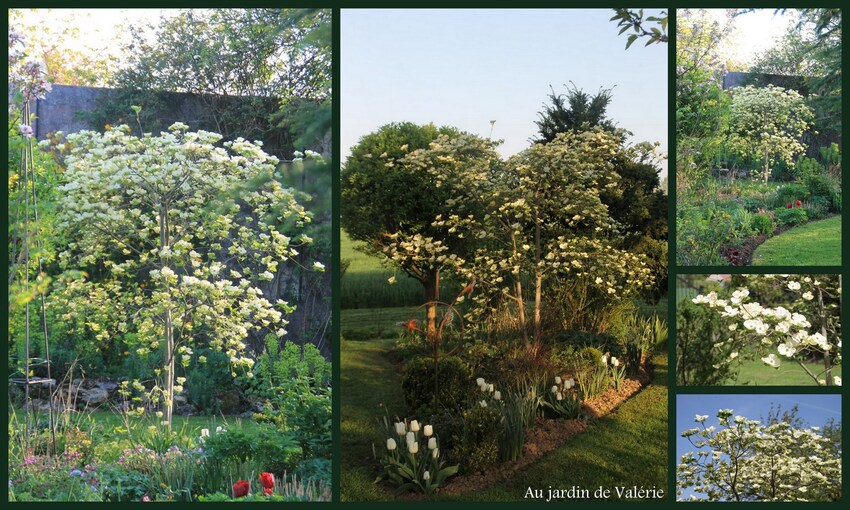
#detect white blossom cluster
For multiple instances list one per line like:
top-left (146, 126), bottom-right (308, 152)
top-left (691, 275), bottom-right (841, 383)
top-left (678, 409), bottom-right (841, 502)
top-left (52, 124), bottom-right (318, 414)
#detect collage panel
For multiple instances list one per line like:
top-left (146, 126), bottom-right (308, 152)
top-left (676, 394), bottom-right (842, 502)
top-left (676, 274), bottom-right (841, 387)
top-left (340, 8), bottom-right (669, 502)
top-left (676, 8), bottom-right (842, 267)
top-left (7, 8), bottom-right (331, 502)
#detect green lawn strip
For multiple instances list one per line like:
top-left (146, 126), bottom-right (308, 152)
top-left (341, 230), bottom-right (422, 308)
top-left (340, 336), bottom-right (404, 501)
top-left (728, 356), bottom-right (841, 386)
top-left (341, 306), bottom-right (422, 340)
top-left (752, 216), bottom-right (841, 265)
top-left (452, 351), bottom-right (668, 501)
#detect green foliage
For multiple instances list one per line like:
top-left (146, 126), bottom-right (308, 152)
top-left (774, 207), bottom-right (808, 226)
top-left (542, 376), bottom-right (582, 420)
top-left (610, 8), bottom-right (668, 49)
top-left (803, 172), bottom-right (840, 207)
top-left (575, 365), bottom-right (609, 400)
top-left (186, 349), bottom-right (232, 414)
top-left (676, 299), bottom-right (734, 386)
top-left (624, 339), bottom-right (644, 377)
top-left (376, 416), bottom-right (458, 494)
top-left (751, 213), bottom-right (774, 235)
top-left (558, 331), bottom-right (624, 363)
top-left (97, 465), bottom-right (152, 502)
top-left (401, 356), bottom-right (471, 413)
top-left (533, 83), bottom-right (616, 143)
top-left (103, 9), bottom-right (330, 155)
top-left (774, 183), bottom-right (810, 208)
top-left (201, 425), bottom-right (301, 475)
top-left (452, 404), bottom-right (503, 474)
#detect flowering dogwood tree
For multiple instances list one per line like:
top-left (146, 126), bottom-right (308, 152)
top-left (423, 128), bottom-right (653, 340)
top-left (727, 85), bottom-right (813, 183)
top-left (691, 274), bottom-right (841, 385)
top-left (55, 124), bottom-right (316, 426)
top-left (678, 409), bottom-right (841, 501)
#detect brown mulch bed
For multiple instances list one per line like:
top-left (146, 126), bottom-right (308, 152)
top-left (721, 213), bottom-right (839, 266)
top-left (437, 363), bottom-right (655, 496)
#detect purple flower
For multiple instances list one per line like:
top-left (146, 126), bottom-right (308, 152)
top-left (70, 469), bottom-right (83, 477)
top-left (19, 124), bottom-right (34, 138)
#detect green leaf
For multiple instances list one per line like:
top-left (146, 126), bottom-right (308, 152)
top-left (625, 34), bottom-right (638, 50)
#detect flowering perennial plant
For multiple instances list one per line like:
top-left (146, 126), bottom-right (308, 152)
top-left (543, 375), bottom-right (581, 419)
top-left (678, 409), bottom-right (841, 502)
top-left (377, 417), bottom-right (458, 494)
top-left (691, 275), bottom-right (841, 385)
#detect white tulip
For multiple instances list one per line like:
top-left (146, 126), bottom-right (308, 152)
top-left (395, 422), bottom-right (406, 435)
top-left (428, 437), bottom-right (437, 450)
top-left (406, 431), bottom-right (415, 444)
top-left (494, 391), bottom-right (501, 401)
top-left (410, 420), bottom-right (420, 432)
top-left (423, 470), bottom-right (430, 481)
top-left (387, 438), bottom-right (397, 451)
top-left (408, 441), bottom-right (419, 454)
top-left (423, 425), bottom-right (433, 437)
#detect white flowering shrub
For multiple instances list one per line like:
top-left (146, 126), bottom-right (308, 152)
top-left (690, 274), bottom-right (841, 385)
top-left (377, 417), bottom-right (458, 494)
top-left (53, 124), bottom-right (318, 424)
top-left (678, 409), bottom-right (841, 501)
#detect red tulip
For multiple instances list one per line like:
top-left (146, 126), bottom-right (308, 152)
top-left (796, 200), bottom-right (802, 207)
top-left (786, 202), bottom-right (793, 208)
top-left (233, 480), bottom-right (250, 498)
top-left (259, 472), bottom-right (275, 495)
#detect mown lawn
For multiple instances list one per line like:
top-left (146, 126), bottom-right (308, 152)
top-left (341, 230), bottom-right (422, 308)
top-left (727, 356), bottom-right (841, 386)
top-left (340, 336), bottom-right (405, 501)
top-left (752, 216), bottom-right (841, 266)
top-left (340, 332), bottom-right (669, 502)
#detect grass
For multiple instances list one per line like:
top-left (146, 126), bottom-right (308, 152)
top-left (340, 312), bottom-right (669, 501)
top-left (341, 306), bottom-right (423, 340)
top-left (752, 215), bottom-right (841, 265)
top-left (340, 336), bottom-right (405, 502)
top-left (727, 356), bottom-right (842, 386)
top-left (341, 230), bottom-right (422, 308)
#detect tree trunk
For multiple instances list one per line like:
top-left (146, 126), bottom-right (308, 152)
top-left (159, 204), bottom-right (175, 428)
top-left (511, 232), bottom-right (527, 343)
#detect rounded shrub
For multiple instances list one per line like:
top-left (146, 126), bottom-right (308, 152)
top-left (451, 404), bottom-right (503, 474)
top-left (773, 183), bottom-right (810, 208)
top-left (402, 356), bottom-right (471, 413)
top-left (775, 207), bottom-right (808, 226)
top-left (803, 173), bottom-right (838, 201)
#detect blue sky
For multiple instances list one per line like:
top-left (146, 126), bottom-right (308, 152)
top-left (341, 9), bottom-right (668, 173)
top-left (676, 394), bottom-right (842, 499)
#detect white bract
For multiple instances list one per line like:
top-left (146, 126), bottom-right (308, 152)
top-left (691, 275), bottom-right (841, 386)
top-left (678, 409), bottom-right (841, 502)
top-left (54, 124), bottom-right (316, 425)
